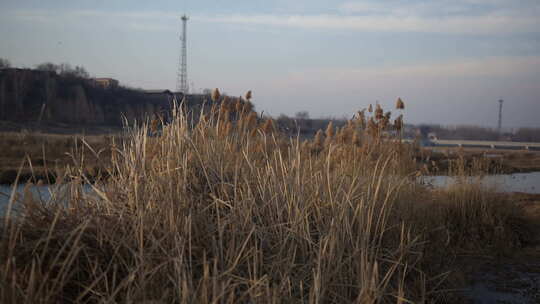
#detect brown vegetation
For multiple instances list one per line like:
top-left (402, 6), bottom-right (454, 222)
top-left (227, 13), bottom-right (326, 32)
top-left (0, 95), bottom-right (535, 303)
top-left (0, 99), bottom-right (532, 303)
top-left (0, 132), bottom-right (115, 184)
top-left (419, 147), bottom-right (540, 174)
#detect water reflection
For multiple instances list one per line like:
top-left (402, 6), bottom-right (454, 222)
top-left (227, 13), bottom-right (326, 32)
top-left (0, 184), bottom-right (91, 217)
top-left (421, 172), bottom-right (540, 194)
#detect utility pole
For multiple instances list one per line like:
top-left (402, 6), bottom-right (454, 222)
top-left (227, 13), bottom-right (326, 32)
top-left (497, 99), bottom-right (504, 136)
top-left (176, 15), bottom-right (189, 94)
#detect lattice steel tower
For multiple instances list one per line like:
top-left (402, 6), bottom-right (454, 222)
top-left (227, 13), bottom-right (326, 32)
top-left (176, 15), bottom-right (189, 93)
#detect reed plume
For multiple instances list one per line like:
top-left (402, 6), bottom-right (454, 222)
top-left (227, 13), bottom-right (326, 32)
top-left (211, 88), bottom-right (221, 102)
top-left (375, 104), bottom-right (384, 120)
top-left (244, 101), bottom-right (254, 113)
top-left (367, 117), bottom-right (378, 137)
top-left (356, 110), bottom-right (366, 129)
top-left (335, 127), bottom-right (345, 144)
top-left (394, 114), bottom-right (403, 131)
top-left (235, 98), bottom-right (243, 114)
top-left (396, 97), bottom-right (405, 110)
top-left (313, 129), bottom-right (324, 149)
top-left (325, 121), bottom-right (334, 139)
top-left (262, 119), bottom-right (274, 134)
top-left (245, 111), bottom-right (258, 130)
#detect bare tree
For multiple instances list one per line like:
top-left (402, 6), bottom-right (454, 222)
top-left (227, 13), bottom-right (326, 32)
top-left (295, 111), bottom-right (310, 120)
top-left (0, 58), bottom-right (11, 69)
top-left (36, 62), bottom-right (89, 78)
top-left (61, 64), bottom-right (89, 78)
top-left (36, 62), bottom-right (59, 73)
top-left (514, 128), bottom-right (540, 142)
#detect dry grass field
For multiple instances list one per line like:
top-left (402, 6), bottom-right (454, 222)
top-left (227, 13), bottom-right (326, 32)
top-left (0, 132), bottom-right (117, 184)
top-left (0, 94), bottom-right (537, 303)
top-left (420, 147), bottom-right (540, 174)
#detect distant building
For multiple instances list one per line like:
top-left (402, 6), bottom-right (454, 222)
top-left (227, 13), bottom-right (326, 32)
top-left (91, 78), bottom-right (119, 89)
top-left (427, 132), bottom-right (438, 141)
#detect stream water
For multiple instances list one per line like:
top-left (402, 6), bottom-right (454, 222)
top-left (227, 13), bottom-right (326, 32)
top-left (0, 184), bottom-right (90, 217)
top-left (420, 172), bottom-right (540, 194)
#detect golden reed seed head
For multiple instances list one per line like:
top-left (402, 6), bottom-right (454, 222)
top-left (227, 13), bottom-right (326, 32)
top-left (313, 129), bottom-right (324, 147)
top-left (245, 90), bottom-right (252, 101)
top-left (262, 119), bottom-right (274, 133)
top-left (244, 101), bottom-right (254, 113)
top-left (394, 114), bottom-right (403, 131)
top-left (380, 116), bottom-right (389, 130)
top-left (219, 99), bottom-right (227, 113)
top-left (211, 88), bottom-right (221, 102)
top-left (325, 121), bottom-right (334, 138)
top-left (324, 133), bottom-right (333, 147)
top-left (356, 110), bottom-right (366, 128)
top-left (246, 111), bottom-right (258, 129)
top-left (346, 120), bottom-right (354, 132)
top-left (375, 104), bottom-right (384, 120)
top-left (235, 100), bottom-right (243, 113)
top-left (336, 127), bottom-right (347, 144)
top-left (396, 98), bottom-right (405, 110)
top-left (367, 117), bottom-right (377, 135)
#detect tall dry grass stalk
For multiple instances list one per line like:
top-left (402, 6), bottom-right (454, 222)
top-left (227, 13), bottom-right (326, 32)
top-left (0, 94), bottom-right (521, 303)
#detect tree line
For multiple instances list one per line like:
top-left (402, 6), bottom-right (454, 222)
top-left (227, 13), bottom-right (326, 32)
top-left (275, 111), bottom-right (540, 142)
top-left (0, 58), bottom-right (89, 79)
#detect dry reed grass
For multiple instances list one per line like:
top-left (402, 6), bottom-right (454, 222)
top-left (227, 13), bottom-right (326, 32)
top-left (0, 95), bottom-right (522, 303)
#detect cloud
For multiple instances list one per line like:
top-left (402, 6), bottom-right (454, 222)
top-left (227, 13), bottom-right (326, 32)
top-left (339, 0), bottom-right (540, 17)
top-left (3, 9), bottom-right (179, 32)
top-left (272, 56), bottom-right (540, 89)
top-left (5, 2), bottom-right (540, 35)
top-left (197, 13), bottom-right (540, 34)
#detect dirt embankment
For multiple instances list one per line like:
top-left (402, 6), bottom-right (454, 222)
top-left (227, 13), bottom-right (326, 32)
top-left (0, 68), bottom-right (177, 127)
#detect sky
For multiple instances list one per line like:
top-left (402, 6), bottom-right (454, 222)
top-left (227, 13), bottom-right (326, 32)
top-left (1, 0), bottom-right (539, 128)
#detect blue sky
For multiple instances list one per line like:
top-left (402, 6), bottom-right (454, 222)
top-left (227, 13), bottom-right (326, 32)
top-left (1, 0), bottom-right (539, 128)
